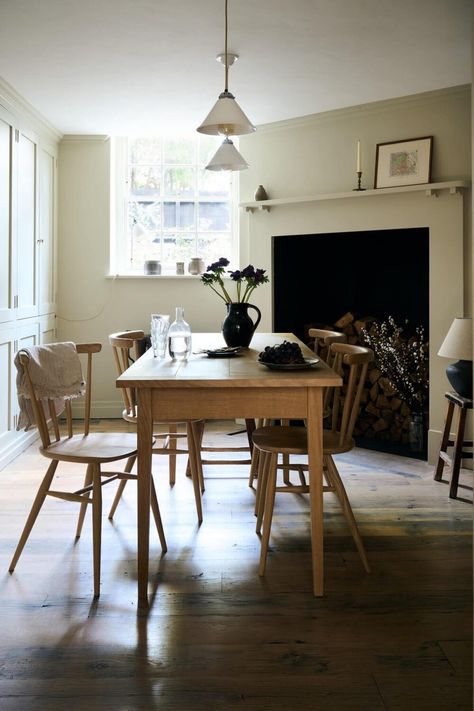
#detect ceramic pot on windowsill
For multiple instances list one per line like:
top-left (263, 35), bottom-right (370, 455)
top-left (188, 257), bottom-right (206, 275)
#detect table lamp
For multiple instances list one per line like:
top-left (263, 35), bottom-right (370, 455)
top-left (438, 317), bottom-right (473, 399)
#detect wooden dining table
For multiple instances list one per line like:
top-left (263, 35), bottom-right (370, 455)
top-left (117, 332), bottom-right (342, 605)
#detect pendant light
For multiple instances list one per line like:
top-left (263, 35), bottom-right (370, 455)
top-left (205, 137), bottom-right (249, 171)
top-left (197, 0), bottom-right (256, 137)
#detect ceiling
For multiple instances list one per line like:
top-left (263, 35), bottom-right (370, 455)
top-left (0, 0), bottom-right (471, 135)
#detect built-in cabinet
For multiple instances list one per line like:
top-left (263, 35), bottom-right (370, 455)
top-left (0, 101), bottom-right (58, 469)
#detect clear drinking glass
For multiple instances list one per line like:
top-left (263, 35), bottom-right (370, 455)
top-left (150, 314), bottom-right (170, 358)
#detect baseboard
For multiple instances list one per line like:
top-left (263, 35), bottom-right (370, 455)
top-left (69, 400), bottom-right (124, 419)
top-left (0, 429), bottom-right (39, 471)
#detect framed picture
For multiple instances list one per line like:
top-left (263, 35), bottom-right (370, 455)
top-left (374, 136), bottom-right (433, 189)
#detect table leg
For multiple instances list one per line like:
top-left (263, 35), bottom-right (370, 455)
top-left (306, 388), bottom-right (324, 597)
top-left (137, 388), bottom-right (153, 606)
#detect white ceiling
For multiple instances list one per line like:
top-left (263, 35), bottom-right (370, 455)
top-left (0, 0), bottom-right (471, 135)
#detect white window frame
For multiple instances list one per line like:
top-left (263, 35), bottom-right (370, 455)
top-left (109, 136), bottom-right (239, 276)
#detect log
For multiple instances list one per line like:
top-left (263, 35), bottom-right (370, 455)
top-left (370, 383), bottom-right (379, 401)
top-left (378, 377), bottom-right (398, 396)
top-left (354, 316), bottom-right (378, 335)
top-left (368, 368), bottom-right (381, 384)
top-left (335, 312), bottom-right (354, 328)
top-left (376, 394), bottom-right (390, 409)
top-left (390, 397), bottom-right (402, 411)
top-left (373, 418), bottom-right (389, 432)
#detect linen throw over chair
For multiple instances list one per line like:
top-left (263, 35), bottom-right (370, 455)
top-left (9, 341), bottom-right (166, 597)
top-left (109, 330), bottom-right (204, 522)
top-left (248, 328), bottom-right (347, 489)
top-left (252, 342), bottom-right (373, 576)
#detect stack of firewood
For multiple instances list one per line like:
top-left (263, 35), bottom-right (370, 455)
top-left (306, 311), bottom-right (419, 444)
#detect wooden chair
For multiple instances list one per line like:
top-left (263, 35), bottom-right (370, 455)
top-left (109, 330), bottom-right (204, 522)
top-left (9, 343), bottom-right (166, 597)
top-left (252, 342), bottom-right (373, 576)
top-left (248, 329), bottom-right (346, 489)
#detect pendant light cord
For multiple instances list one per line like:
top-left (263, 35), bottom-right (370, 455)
top-left (224, 0), bottom-right (229, 92)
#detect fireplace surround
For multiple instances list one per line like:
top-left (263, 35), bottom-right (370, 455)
top-left (241, 184), bottom-right (467, 461)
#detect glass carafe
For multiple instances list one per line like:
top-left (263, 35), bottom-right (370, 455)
top-left (168, 306), bottom-right (192, 360)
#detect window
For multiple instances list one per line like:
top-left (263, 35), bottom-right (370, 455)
top-left (111, 136), bottom-right (238, 275)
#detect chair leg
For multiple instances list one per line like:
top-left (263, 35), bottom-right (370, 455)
top-left (9, 459), bottom-right (59, 572)
top-left (108, 454), bottom-right (136, 520)
top-left (92, 464), bottom-right (102, 598)
top-left (187, 422), bottom-right (203, 524)
top-left (150, 476), bottom-right (167, 553)
top-left (259, 452), bottom-right (278, 576)
top-left (281, 420), bottom-right (291, 485)
top-left (256, 451), bottom-right (271, 533)
top-left (75, 463), bottom-right (94, 538)
top-left (168, 423), bottom-right (178, 486)
top-left (434, 400), bottom-right (455, 481)
top-left (449, 406), bottom-right (467, 499)
top-left (248, 446), bottom-right (260, 488)
top-left (325, 455), bottom-right (370, 573)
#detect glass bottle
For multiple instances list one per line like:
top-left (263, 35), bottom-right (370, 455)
top-left (168, 306), bottom-right (192, 360)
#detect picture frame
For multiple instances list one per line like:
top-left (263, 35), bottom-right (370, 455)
top-left (374, 136), bottom-right (433, 189)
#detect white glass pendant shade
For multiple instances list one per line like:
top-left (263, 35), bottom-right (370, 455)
top-left (206, 137), bottom-right (249, 171)
top-left (197, 91), bottom-right (256, 136)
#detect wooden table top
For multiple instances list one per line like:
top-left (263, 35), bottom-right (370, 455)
top-left (117, 333), bottom-right (342, 389)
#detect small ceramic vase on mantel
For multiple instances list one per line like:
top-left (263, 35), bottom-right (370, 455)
top-left (254, 185), bottom-right (268, 201)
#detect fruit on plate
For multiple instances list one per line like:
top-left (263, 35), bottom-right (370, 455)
top-left (258, 341), bottom-right (305, 364)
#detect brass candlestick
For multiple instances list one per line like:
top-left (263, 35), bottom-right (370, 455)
top-left (353, 171), bottom-right (366, 191)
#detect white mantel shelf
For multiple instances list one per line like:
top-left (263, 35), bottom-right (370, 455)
top-left (240, 180), bottom-right (470, 213)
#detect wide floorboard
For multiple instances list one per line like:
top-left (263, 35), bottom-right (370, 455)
top-left (0, 420), bottom-right (471, 710)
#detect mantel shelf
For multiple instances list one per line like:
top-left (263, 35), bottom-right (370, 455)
top-left (239, 180), bottom-right (470, 213)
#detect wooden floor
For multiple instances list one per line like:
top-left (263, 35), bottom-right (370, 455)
top-left (0, 420), bottom-right (472, 710)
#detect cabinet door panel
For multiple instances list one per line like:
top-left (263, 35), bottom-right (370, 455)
top-left (39, 147), bottom-right (56, 315)
top-left (0, 113), bottom-right (13, 323)
top-left (0, 328), bottom-right (15, 449)
top-left (16, 131), bottom-right (38, 319)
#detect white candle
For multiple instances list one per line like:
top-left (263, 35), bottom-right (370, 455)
top-left (356, 140), bottom-right (361, 173)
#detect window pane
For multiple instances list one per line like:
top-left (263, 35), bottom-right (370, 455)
top-left (197, 233), bottom-right (232, 266)
top-left (162, 233), bottom-right (196, 262)
top-left (164, 201), bottom-right (195, 231)
top-left (198, 135), bottom-right (223, 166)
top-left (163, 137), bottom-right (194, 164)
top-left (130, 138), bottom-right (161, 165)
top-left (129, 200), bottom-right (162, 233)
top-left (130, 166), bottom-right (161, 198)
top-left (164, 167), bottom-right (195, 197)
top-left (198, 167), bottom-right (231, 198)
top-left (198, 202), bottom-right (230, 231)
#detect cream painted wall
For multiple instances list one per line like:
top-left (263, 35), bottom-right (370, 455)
top-left (58, 136), bottom-right (226, 416)
top-left (239, 86), bottom-right (471, 460)
top-left (58, 87), bottom-right (471, 456)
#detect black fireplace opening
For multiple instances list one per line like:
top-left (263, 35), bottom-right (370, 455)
top-left (272, 227), bottom-right (429, 458)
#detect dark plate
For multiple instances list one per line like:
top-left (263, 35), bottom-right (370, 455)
top-left (258, 356), bottom-right (320, 370)
top-left (202, 347), bottom-right (243, 358)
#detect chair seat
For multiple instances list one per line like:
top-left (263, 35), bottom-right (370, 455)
top-left (41, 432), bottom-right (138, 464)
top-left (253, 425), bottom-right (354, 456)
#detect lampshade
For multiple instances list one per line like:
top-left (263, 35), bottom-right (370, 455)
top-left (438, 318), bottom-right (473, 360)
top-left (197, 91), bottom-right (256, 136)
top-left (206, 137), bottom-right (248, 171)
top-left (197, 0), bottom-right (256, 143)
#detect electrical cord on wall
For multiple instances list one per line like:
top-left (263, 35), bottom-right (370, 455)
top-left (56, 274), bottom-right (118, 323)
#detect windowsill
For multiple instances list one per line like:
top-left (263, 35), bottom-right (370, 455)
top-left (106, 273), bottom-right (235, 279)
top-left (106, 273), bottom-right (203, 279)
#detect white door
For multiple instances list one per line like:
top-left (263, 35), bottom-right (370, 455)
top-left (16, 128), bottom-right (38, 320)
top-left (0, 325), bottom-right (17, 453)
top-left (0, 108), bottom-right (15, 324)
top-left (38, 146), bottom-right (56, 315)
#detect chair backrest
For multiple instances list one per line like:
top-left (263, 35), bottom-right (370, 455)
top-left (109, 330), bottom-right (145, 420)
top-left (18, 343), bottom-right (101, 449)
top-left (309, 329), bottom-right (347, 415)
top-left (326, 342), bottom-right (373, 447)
top-left (309, 328), bottom-right (347, 365)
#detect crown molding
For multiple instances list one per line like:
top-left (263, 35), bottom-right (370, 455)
top-left (254, 85), bottom-right (471, 135)
top-left (61, 134), bottom-right (110, 142)
top-left (0, 75), bottom-right (62, 143)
